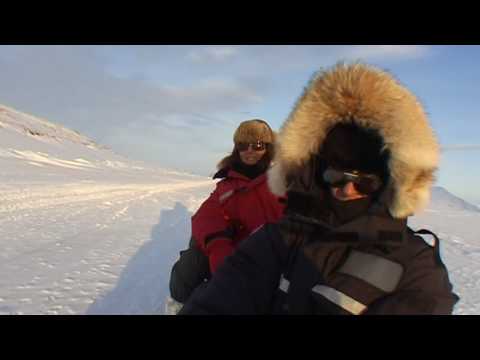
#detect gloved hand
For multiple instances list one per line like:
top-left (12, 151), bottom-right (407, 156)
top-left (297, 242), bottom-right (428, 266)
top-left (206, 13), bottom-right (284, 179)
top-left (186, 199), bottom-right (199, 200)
top-left (205, 237), bottom-right (235, 273)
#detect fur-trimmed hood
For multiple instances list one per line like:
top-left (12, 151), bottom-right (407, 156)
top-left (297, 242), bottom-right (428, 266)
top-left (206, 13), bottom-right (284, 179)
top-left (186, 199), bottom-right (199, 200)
top-left (268, 63), bottom-right (440, 219)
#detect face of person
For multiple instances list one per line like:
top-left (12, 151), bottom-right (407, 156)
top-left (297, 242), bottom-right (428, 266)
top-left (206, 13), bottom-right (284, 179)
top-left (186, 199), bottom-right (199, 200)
top-left (321, 167), bottom-right (383, 202)
top-left (237, 141), bottom-right (267, 166)
top-left (330, 181), bottom-right (368, 201)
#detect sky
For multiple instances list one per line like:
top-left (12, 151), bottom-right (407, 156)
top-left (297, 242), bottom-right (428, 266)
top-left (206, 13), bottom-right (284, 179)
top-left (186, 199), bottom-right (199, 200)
top-left (0, 45), bottom-right (478, 204)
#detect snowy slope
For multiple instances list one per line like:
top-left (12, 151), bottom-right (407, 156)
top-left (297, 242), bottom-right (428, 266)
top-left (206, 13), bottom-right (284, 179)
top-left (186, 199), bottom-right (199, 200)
top-left (409, 187), bottom-right (480, 315)
top-left (0, 104), bottom-right (477, 315)
top-left (0, 104), bottom-right (199, 184)
top-left (0, 104), bottom-right (214, 315)
top-left (428, 187), bottom-right (479, 213)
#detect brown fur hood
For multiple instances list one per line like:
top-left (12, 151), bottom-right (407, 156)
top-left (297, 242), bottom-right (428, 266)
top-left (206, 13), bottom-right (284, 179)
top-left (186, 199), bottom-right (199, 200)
top-left (268, 63), bottom-right (440, 219)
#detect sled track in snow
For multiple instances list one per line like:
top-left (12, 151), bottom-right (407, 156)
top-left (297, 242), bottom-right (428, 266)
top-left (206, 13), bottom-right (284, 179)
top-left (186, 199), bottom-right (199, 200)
top-left (0, 181), bottom-right (213, 214)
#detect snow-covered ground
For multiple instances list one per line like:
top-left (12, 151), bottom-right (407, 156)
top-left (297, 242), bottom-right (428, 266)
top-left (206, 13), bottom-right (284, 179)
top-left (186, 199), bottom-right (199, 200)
top-left (0, 180), bottom-right (213, 315)
top-left (410, 208), bottom-right (480, 315)
top-left (0, 104), bottom-right (478, 314)
top-left (0, 104), bottom-right (215, 314)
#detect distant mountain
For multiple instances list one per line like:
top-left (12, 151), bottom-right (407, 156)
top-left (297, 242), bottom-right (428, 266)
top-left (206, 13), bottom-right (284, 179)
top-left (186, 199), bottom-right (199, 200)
top-left (428, 186), bottom-right (480, 213)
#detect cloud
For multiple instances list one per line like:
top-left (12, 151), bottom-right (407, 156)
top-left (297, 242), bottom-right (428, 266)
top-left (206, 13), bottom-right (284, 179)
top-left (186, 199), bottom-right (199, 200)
top-left (104, 113), bottom-right (237, 176)
top-left (344, 45), bottom-right (430, 61)
top-left (0, 46), bottom-right (261, 135)
top-left (94, 45), bottom-right (428, 91)
top-left (0, 45), bottom-right (267, 177)
top-left (187, 46), bottom-right (239, 63)
top-left (442, 144), bottom-right (480, 151)
top-left (0, 45), bottom-right (434, 175)
top-left (161, 78), bottom-right (262, 109)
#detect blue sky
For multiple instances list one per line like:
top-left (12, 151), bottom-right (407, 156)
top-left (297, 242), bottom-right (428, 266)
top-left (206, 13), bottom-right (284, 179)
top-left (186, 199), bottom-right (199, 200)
top-left (0, 45), bottom-right (478, 204)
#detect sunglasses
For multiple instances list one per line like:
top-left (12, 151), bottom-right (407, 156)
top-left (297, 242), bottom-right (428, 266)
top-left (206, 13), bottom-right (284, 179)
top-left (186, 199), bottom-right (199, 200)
top-left (236, 141), bottom-right (267, 152)
top-left (322, 167), bottom-right (383, 194)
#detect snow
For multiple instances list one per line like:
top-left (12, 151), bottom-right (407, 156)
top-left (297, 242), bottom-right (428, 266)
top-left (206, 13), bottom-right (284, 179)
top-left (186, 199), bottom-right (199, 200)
top-left (0, 104), bottom-right (478, 314)
top-left (0, 104), bottom-right (214, 315)
top-left (410, 203), bottom-right (480, 315)
top-left (0, 180), bottom-right (212, 315)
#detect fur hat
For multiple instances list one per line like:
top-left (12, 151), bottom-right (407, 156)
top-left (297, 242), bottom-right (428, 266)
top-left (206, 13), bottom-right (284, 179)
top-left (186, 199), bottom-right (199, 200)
top-left (216, 119), bottom-right (275, 171)
top-left (233, 119), bottom-right (275, 144)
top-left (268, 63), bottom-right (440, 219)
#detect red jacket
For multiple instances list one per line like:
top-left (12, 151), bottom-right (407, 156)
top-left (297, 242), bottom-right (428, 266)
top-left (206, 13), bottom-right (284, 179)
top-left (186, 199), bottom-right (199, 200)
top-left (192, 169), bottom-right (285, 273)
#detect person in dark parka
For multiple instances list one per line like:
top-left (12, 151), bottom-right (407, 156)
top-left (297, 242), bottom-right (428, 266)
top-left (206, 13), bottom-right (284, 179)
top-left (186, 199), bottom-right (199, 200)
top-left (179, 63), bottom-right (459, 315)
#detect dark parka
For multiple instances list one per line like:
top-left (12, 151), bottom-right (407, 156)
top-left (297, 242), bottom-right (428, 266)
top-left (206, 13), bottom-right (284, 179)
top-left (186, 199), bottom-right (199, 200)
top-left (180, 209), bottom-right (458, 315)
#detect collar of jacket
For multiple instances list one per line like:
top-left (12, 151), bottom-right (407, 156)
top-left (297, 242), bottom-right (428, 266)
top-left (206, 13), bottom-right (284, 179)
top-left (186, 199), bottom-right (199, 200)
top-left (280, 199), bottom-right (408, 249)
top-left (324, 211), bottom-right (408, 247)
top-left (214, 168), bottom-right (268, 187)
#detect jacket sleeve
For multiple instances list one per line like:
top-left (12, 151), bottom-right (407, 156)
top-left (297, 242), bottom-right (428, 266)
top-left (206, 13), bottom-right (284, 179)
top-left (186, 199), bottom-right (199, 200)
top-left (192, 184), bottom-right (231, 251)
top-left (169, 243), bottom-right (210, 303)
top-left (179, 224), bottom-right (286, 315)
top-left (366, 238), bottom-right (459, 315)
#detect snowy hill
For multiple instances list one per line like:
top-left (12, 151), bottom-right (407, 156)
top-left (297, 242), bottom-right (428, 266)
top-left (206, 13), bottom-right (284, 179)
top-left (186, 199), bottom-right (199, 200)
top-left (427, 187), bottom-right (480, 213)
top-left (0, 104), bottom-right (200, 183)
top-left (0, 103), bottom-right (478, 315)
top-left (0, 104), bottom-right (104, 149)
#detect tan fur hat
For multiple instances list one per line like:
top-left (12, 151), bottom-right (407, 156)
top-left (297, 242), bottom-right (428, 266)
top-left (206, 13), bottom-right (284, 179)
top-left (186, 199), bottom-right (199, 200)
top-left (268, 62), bottom-right (440, 219)
top-left (233, 119), bottom-right (275, 144)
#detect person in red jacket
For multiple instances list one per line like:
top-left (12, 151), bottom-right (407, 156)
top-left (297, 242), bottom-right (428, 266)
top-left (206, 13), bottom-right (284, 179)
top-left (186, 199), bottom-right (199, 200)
top-left (193, 119), bottom-right (285, 273)
top-left (166, 119), bottom-right (285, 314)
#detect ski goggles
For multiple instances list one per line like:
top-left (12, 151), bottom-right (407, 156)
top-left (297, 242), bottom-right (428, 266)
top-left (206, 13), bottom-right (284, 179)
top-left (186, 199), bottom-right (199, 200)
top-left (322, 167), bottom-right (383, 194)
top-left (236, 141), bottom-right (267, 152)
